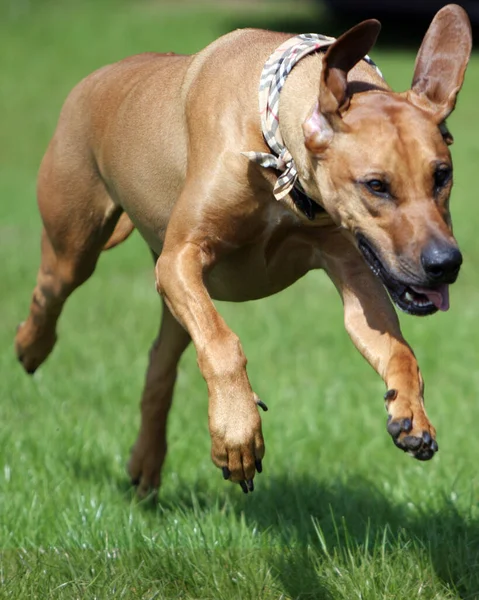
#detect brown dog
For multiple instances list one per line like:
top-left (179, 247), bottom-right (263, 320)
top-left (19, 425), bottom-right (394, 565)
top-left (15, 5), bottom-right (472, 496)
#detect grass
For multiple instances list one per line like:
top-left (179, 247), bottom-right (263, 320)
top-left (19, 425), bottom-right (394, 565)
top-left (1, 0), bottom-right (479, 598)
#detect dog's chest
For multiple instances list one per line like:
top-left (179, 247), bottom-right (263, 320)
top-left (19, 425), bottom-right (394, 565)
top-left (205, 212), bottom-right (330, 302)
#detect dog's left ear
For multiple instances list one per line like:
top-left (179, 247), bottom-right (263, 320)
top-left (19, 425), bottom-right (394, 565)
top-left (408, 4), bottom-right (472, 124)
top-left (303, 19), bottom-right (381, 155)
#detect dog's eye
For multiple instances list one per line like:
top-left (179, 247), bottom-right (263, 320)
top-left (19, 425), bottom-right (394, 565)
top-left (366, 179), bottom-right (388, 195)
top-left (434, 165), bottom-right (452, 190)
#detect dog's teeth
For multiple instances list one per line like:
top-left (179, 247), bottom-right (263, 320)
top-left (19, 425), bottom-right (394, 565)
top-left (405, 291), bottom-right (414, 302)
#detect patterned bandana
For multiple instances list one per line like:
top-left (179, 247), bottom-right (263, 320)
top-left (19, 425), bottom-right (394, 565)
top-left (242, 33), bottom-right (383, 202)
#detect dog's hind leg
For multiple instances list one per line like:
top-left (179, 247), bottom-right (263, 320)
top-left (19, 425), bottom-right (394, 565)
top-left (128, 291), bottom-right (191, 497)
top-left (15, 148), bottom-right (122, 374)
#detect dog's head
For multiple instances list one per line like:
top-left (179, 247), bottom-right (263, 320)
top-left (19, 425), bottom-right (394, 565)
top-left (303, 4), bottom-right (472, 316)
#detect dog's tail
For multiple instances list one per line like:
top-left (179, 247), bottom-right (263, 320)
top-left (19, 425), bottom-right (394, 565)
top-left (103, 212), bottom-right (135, 250)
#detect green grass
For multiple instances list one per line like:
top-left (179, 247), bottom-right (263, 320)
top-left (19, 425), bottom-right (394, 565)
top-left (2, 1), bottom-right (479, 598)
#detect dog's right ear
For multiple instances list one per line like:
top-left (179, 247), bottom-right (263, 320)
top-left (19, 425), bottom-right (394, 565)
top-left (303, 19), bottom-right (381, 155)
top-left (407, 4), bottom-right (472, 123)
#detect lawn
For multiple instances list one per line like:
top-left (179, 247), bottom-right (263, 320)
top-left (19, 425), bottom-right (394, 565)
top-left (1, 0), bottom-right (479, 598)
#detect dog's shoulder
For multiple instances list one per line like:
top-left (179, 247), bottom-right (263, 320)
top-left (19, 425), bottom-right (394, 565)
top-left (181, 28), bottom-right (295, 104)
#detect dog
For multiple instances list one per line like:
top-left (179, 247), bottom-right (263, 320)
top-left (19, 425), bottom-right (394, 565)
top-left (15, 4), bottom-right (472, 496)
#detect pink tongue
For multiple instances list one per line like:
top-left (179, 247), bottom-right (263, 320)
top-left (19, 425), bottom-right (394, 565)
top-left (411, 284), bottom-right (450, 311)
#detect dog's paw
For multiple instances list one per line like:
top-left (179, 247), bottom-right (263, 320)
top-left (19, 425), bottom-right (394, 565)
top-left (128, 438), bottom-right (165, 499)
top-left (209, 395), bottom-right (265, 494)
top-left (15, 321), bottom-right (57, 374)
top-left (385, 391), bottom-right (437, 461)
top-left (387, 416), bottom-right (438, 460)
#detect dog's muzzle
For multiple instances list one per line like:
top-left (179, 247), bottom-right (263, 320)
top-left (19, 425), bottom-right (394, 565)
top-left (356, 234), bottom-right (458, 316)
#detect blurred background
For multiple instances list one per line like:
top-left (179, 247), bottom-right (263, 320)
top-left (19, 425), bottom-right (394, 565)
top-left (2, 1), bottom-right (479, 598)
top-left (2, 0), bottom-right (479, 512)
top-left (324, 0), bottom-right (479, 21)
top-left (2, 1), bottom-right (479, 494)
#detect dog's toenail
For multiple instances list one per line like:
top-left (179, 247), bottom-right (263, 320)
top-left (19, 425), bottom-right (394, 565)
top-left (422, 431), bottom-right (431, 445)
top-left (431, 440), bottom-right (439, 452)
top-left (384, 389), bottom-right (398, 401)
top-left (415, 449), bottom-right (434, 461)
top-left (246, 479), bottom-right (254, 492)
top-left (402, 418), bottom-right (412, 432)
top-left (256, 399), bottom-right (268, 412)
top-left (239, 481), bottom-right (248, 494)
top-left (222, 467), bottom-right (231, 480)
top-left (255, 459), bottom-right (263, 473)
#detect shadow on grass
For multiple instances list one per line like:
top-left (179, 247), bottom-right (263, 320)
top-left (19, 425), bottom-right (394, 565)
top-left (244, 475), bottom-right (479, 599)
top-left (157, 474), bottom-right (479, 599)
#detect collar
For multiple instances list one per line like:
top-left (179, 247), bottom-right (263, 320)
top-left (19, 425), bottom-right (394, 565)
top-left (243, 33), bottom-right (383, 215)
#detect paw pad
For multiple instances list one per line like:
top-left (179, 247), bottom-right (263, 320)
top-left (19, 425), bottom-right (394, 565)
top-left (387, 416), bottom-right (438, 461)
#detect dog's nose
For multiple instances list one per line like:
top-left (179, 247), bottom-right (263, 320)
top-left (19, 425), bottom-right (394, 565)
top-left (421, 242), bottom-right (462, 283)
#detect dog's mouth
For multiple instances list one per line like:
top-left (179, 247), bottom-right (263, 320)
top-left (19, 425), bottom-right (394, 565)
top-left (357, 235), bottom-right (449, 316)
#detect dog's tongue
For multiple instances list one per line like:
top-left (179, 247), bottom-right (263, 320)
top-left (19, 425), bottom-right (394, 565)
top-left (411, 284), bottom-right (450, 311)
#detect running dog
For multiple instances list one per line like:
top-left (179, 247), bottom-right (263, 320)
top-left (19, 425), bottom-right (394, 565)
top-left (15, 5), bottom-right (472, 495)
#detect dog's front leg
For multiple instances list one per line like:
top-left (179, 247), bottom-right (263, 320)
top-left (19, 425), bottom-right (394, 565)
top-left (156, 239), bottom-right (264, 492)
top-left (324, 248), bottom-right (438, 460)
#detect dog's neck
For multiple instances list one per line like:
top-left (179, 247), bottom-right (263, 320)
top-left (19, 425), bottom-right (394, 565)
top-left (278, 53), bottom-right (326, 190)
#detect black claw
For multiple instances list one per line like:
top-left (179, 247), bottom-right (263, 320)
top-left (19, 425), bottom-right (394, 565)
top-left (422, 431), bottom-right (432, 445)
top-left (255, 459), bottom-right (263, 473)
top-left (239, 481), bottom-right (248, 494)
top-left (402, 435), bottom-right (423, 450)
top-left (431, 440), bottom-right (439, 453)
top-left (384, 389), bottom-right (398, 401)
top-left (387, 420), bottom-right (402, 438)
top-left (415, 448), bottom-right (435, 461)
top-left (256, 399), bottom-right (269, 412)
top-left (222, 467), bottom-right (231, 480)
top-left (402, 418), bottom-right (412, 433)
top-left (246, 479), bottom-right (254, 492)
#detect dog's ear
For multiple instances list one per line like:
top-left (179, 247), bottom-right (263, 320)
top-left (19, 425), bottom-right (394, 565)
top-left (303, 19), bottom-right (381, 155)
top-left (303, 103), bottom-right (335, 155)
top-left (320, 19), bottom-right (381, 115)
top-left (408, 4), bottom-right (472, 123)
